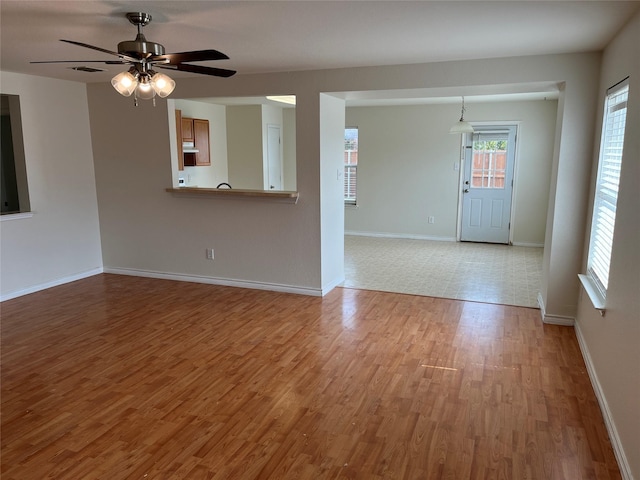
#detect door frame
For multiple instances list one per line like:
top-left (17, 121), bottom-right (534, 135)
top-left (456, 121), bottom-right (521, 243)
top-left (265, 123), bottom-right (282, 190)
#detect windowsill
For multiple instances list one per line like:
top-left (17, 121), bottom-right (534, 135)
top-left (166, 187), bottom-right (299, 203)
top-left (0, 212), bottom-right (34, 222)
top-left (578, 274), bottom-right (606, 315)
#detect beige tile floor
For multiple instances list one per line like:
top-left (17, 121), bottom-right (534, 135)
top-left (343, 235), bottom-right (543, 308)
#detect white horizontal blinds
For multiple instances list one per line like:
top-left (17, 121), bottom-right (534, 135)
top-left (588, 79), bottom-right (629, 294)
top-left (344, 128), bottom-right (358, 204)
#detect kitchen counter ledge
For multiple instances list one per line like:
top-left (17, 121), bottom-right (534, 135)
top-left (166, 187), bottom-right (299, 203)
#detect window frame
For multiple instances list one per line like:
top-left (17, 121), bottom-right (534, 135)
top-left (584, 77), bottom-right (629, 305)
top-left (344, 127), bottom-right (358, 206)
top-left (1, 94), bottom-right (30, 216)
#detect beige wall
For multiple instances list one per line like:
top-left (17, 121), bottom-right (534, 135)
top-left (226, 105), bottom-right (263, 190)
top-left (575, 12), bottom-right (640, 479)
top-left (224, 103), bottom-right (291, 190)
top-left (345, 99), bottom-right (557, 245)
top-left (282, 108), bottom-right (297, 191)
top-left (0, 72), bottom-right (103, 300)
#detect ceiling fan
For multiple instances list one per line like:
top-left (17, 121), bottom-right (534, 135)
top-left (32, 12), bottom-right (236, 105)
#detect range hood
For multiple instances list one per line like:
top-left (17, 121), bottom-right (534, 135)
top-left (182, 141), bottom-right (199, 153)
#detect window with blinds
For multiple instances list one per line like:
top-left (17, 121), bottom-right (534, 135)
top-left (587, 78), bottom-right (629, 297)
top-left (344, 127), bottom-right (358, 205)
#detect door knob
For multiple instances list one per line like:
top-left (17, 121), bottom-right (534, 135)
top-left (464, 188), bottom-right (469, 193)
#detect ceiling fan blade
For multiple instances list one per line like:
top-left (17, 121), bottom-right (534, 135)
top-left (60, 39), bottom-right (139, 63)
top-left (159, 63), bottom-right (236, 78)
top-left (149, 49), bottom-right (229, 65)
top-left (30, 60), bottom-right (127, 64)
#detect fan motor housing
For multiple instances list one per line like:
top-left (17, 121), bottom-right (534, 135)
top-left (118, 35), bottom-right (165, 58)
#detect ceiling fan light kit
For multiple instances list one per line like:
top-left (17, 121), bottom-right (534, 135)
top-left (33, 11), bottom-right (236, 106)
top-left (111, 67), bottom-right (176, 102)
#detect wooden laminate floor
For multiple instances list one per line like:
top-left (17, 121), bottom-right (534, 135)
top-left (1, 274), bottom-right (620, 479)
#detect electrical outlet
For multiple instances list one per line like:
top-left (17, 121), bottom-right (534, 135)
top-left (206, 248), bottom-right (214, 260)
top-left (428, 216), bottom-right (435, 224)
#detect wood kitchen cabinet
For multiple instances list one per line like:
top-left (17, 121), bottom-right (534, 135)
top-left (181, 117), bottom-right (210, 167)
top-left (175, 109), bottom-right (184, 171)
top-left (181, 117), bottom-right (194, 143)
top-left (192, 119), bottom-right (210, 166)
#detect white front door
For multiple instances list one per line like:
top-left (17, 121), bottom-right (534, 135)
top-left (460, 126), bottom-right (517, 244)
top-left (266, 124), bottom-right (282, 190)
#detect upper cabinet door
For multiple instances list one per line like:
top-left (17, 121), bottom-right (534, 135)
top-left (175, 109), bottom-right (184, 171)
top-left (182, 117), bottom-right (194, 143)
top-left (194, 119), bottom-right (210, 166)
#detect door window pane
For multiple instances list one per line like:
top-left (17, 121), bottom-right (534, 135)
top-left (471, 138), bottom-right (507, 189)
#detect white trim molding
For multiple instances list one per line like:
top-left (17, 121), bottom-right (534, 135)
top-left (0, 267), bottom-right (103, 302)
top-left (104, 267), bottom-right (324, 297)
top-left (578, 273), bottom-right (606, 314)
top-left (537, 292), bottom-right (575, 326)
top-left (574, 322), bottom-right (634, 480)
top-left (511, 242), bottom-right (544, 248)
top-left (0, 212), bottom-right (34, 222)
top-left (345, 231), bottom-right (456, 242)
top-left (322, 275), bottom-right (345, 296)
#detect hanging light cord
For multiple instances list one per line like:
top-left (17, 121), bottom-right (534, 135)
top-left (459, 96), bottom-right (467, 122)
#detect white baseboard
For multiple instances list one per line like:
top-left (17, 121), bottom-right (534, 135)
top-left (574, 322), bottom-right (633, 480)
top-left (537, 292), bottom-right (575, 326)
top-left (345, 231), bottom-right (456, 242)
top-left (104, 267), bottom-right (324, 297)
top-left (511, 241), bottom-right (544, 248)
top-left (345, 231), bottom-right (544, 247)
top-left (539, 292), bottom-right (631, 477)
top-left (0, 267), bottom-right (104, 302)
top-left (322, 275), bottom-right (345, 296)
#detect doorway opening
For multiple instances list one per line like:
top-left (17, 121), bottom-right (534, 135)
top-left (459, 125), bottom-right (517, 244)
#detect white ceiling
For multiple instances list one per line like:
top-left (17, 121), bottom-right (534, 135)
top-left (1, 1), bottom-right (638, 104)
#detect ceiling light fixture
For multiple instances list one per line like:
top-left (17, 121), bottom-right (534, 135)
top-left (111, 65), bottom-right (176, 106)
top-left (449, 96), bottom-right (475, 134)
top-left (33, 12), bottom-right (235, 107)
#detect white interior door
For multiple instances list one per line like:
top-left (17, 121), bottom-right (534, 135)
top-left (460, 126), bottom-right (517, 244)
top-left (266, 124), bottom-right (282, 190)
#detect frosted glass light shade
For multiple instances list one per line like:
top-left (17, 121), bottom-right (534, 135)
top-left (449, 121), bottom-right (475, 134)
top-left (111, 71), bottom-right (137, 97)
top-left (151, 73), bottom-right (176, 98)
top-left (135, 78), bottom-right (156, 100)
